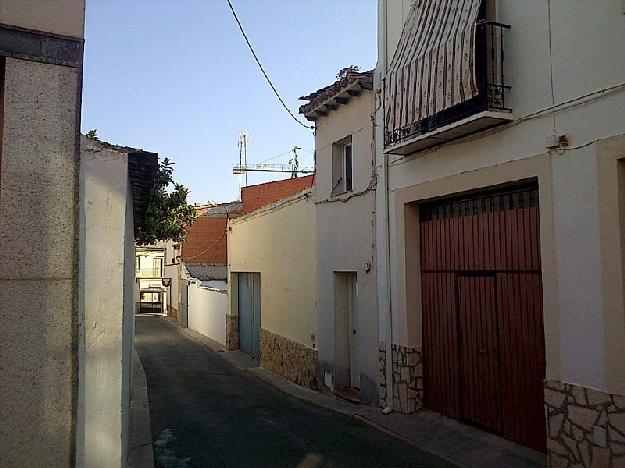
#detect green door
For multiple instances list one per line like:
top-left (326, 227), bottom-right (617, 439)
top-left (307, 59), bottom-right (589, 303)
top-left (238, 273), bottom-right (261, 359)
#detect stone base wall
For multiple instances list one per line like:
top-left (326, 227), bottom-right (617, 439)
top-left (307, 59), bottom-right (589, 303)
top-left (545, 380), bottom-right (625, 467)
top-left (168, 306), bottom-right (179, 322)
top-left (378, 341), bottom-right (423, 413)
top-left (225, 314), bottom-right (238, 351)
top-left (260, 328), bottom-right (318, 390)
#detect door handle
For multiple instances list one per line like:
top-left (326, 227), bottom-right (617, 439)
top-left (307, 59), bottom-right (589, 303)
top-left (479, 348), bottom-right (487, 355)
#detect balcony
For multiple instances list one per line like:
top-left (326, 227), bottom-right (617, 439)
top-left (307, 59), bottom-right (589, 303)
top-left (136, 267), bottom-right (163, 278)
top-left (384, 21), bottom-right (512, 155)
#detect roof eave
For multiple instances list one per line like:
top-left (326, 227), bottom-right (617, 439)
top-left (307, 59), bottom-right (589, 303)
top-left (300, 77), bottom-right (373, 121)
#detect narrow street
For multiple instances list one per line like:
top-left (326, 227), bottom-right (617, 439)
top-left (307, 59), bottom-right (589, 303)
top-left (135, 316), bottom-right (451, 468)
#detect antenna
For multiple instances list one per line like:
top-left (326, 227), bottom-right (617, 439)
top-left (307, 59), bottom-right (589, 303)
top-left (238, 132), bottom-right (249, 186)
top-left (289, 146), bottom-right (301, 178)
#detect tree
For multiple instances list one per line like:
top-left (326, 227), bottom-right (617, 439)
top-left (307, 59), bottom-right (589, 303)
top-left (135, 158), bottom-right (197, 245)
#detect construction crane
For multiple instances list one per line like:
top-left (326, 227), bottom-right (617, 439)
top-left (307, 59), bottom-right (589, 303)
top-left (233, 144), bottom-right (314, 180)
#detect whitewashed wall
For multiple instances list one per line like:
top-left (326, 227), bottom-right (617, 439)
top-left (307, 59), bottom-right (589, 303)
top-left (313, 90), bottom-right (379, 404)
top-left (187, 280), bottom-right (228, 346)
top-left (77, 137), bottom-right (135, 467)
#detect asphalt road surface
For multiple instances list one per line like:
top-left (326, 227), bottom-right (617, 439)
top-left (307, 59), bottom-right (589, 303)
top-left (135, 316), bottom-right (452, 468)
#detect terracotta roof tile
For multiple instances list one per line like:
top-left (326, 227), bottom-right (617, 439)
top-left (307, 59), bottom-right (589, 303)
top-left (299, 70), bottom-right (374, 120)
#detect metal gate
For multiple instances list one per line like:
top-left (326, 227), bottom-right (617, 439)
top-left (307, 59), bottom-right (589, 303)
top-left (138, 290), bottom-right (163, 314)
top-left (420, 185), bottom-right (546, 452)
top-left (238, 273), bottom-right (261, 359)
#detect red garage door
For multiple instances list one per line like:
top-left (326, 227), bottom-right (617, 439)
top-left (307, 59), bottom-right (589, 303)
top-left (420, 185), bottom-right (546, 452)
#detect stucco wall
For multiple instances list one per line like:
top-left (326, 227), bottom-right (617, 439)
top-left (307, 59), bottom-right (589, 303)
top-left (0, 57), bottom-right (80, 467)
top-left (0, 0), bottom-right (85, 38)
top-left (376, 0), bottom-right (625, 396)
top-left (187, 280), bottom-right (228, 346)
top-left (229, 193), bottom-right (317, 348)
top-left (313, 91), bottom-right (379, 402)
top-left (77, 139), bottom-right (133, 468)
top-left (120, 182), bottom-right (135, 465)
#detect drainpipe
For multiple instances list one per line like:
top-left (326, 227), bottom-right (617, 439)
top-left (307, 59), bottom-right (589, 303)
top-left (380, 0), bottom-right (394, 414)
top-left (383, 153), bottom-right (394, 413)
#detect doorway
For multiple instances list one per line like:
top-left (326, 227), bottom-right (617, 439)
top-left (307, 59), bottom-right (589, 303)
top-left (419, 184), bottom-right (546, 452)
top-left (237, 272), bottom-right (261, 360)
top-left (334, 272), bottom-right (359, 394)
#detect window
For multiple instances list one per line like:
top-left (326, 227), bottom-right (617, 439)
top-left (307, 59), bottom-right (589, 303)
top-left (331, 136), bottom-right (353, 195)
top-left (153, 257), bottom-right (163, 277)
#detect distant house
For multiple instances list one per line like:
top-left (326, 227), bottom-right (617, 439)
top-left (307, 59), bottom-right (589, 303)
top-left (165, 201), bottom-right (242, 345)
top-left (299, 70), bottom-right (377, 403)
top-left (136, 245), bottom-right (168, 314)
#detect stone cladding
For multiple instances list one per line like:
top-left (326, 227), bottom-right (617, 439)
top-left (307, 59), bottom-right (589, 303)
top-left (378, 341), bottom-right (423, 413)
top-left (260, 328), bottom-right (318, 390)
top-left (168, 306), bottom-right (179, 322)
top-left (545, 380), bottom-right (625, 467)
top-left (225, 314), bottom-right (239, 351)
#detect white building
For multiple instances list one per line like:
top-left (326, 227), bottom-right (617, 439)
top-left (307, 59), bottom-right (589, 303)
top-left (228, 191), bottom-right (318, 389)
top-left (299, 70), bottom-right (379, 403)
top-left (376, 0), bottom-right (625, 464)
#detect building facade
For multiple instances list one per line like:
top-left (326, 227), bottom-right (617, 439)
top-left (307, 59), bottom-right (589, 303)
top-left (172, 201), bottom-right (242, 339)
top-left (376, 0), bottom-right (625, 464)
top-left (136, 244), bottom-right (168, 314)
top-left (0, 3), bottom-right (86, 466)
top-left (228, 191), bottom-right (318, 389)
top-left (300, 71), bottom-right (379, 403)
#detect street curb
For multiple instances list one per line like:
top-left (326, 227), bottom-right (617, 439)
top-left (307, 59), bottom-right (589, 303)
top-left (128, 350), bottom-right (155, 468)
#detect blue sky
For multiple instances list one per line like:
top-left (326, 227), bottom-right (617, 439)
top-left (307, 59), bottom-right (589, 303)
top-left (82, 0), bottom-right (377, 203)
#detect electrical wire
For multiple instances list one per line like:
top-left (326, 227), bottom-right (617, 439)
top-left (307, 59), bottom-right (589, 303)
top-left (183, 230), bottom-right (227, 262)
top-left (255, 149), bottom-right (294, 164)
top-left (225, 0), bottom-right (314, 130)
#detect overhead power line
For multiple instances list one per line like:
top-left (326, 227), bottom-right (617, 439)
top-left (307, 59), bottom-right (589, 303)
top-left (256, 148), bottom-right (293, 165)
top-left (225, 0), bottom-right (313, 130)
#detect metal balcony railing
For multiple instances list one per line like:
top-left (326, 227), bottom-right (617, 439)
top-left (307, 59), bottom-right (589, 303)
top-left (384, 21), bottom-right (511, 148)
top-left (136, 267), bottom-right (163, 278)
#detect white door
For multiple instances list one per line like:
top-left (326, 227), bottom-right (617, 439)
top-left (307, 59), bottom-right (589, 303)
top-left (334, 272), bottom-right (359, 390)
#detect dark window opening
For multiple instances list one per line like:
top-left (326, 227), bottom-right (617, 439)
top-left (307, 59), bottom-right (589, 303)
top-left (344, 144), bottom-right (353, 192)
